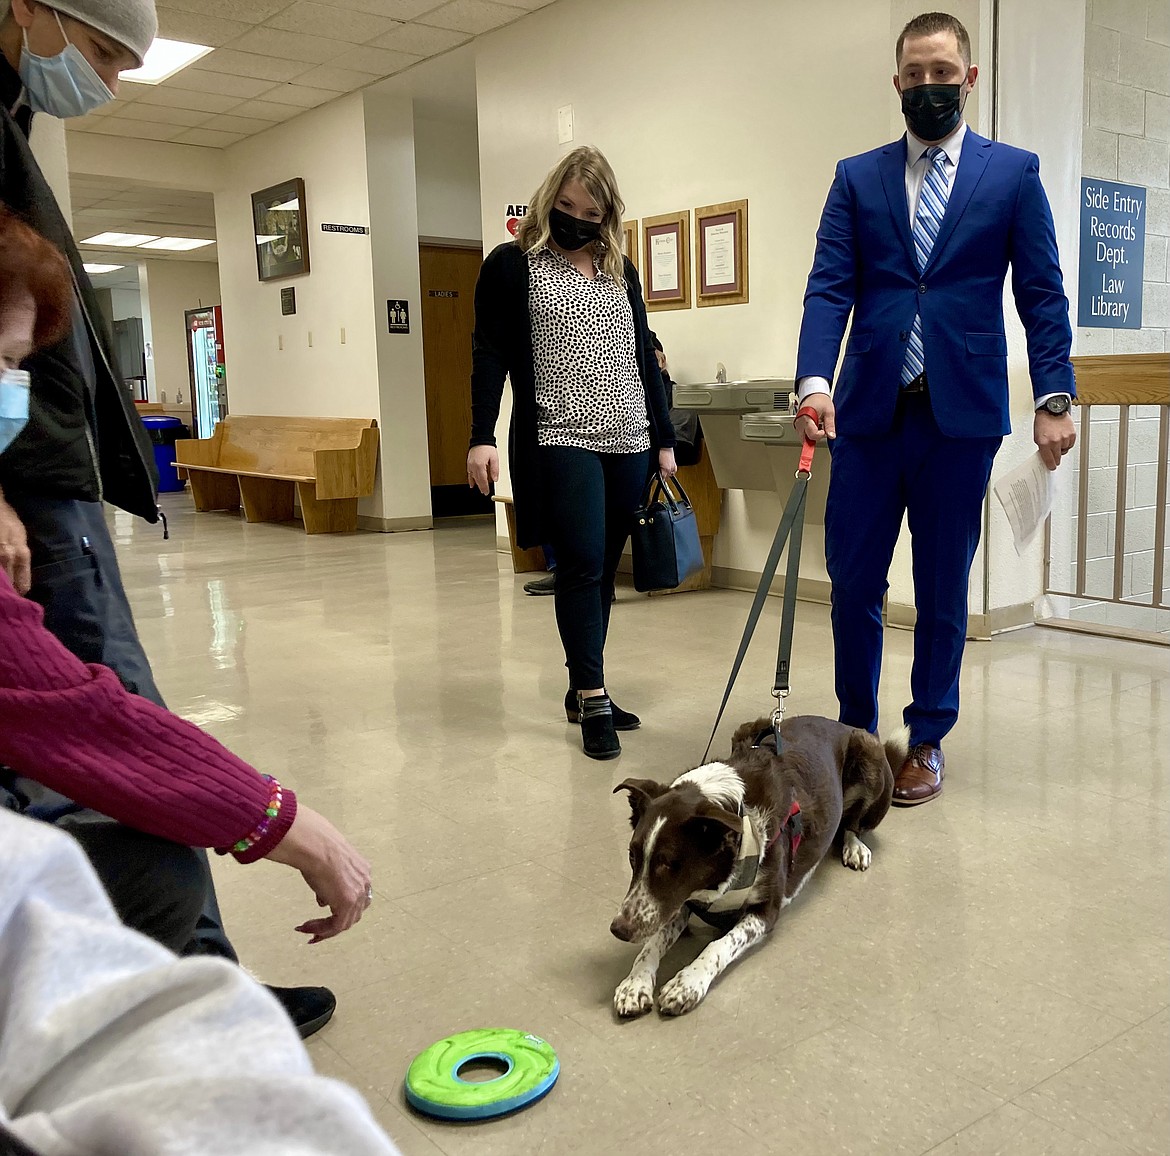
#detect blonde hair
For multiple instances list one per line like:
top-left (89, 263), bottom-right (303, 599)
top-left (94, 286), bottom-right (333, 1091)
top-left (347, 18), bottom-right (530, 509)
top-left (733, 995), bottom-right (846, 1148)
top-left (515, 146), bottom-right (627, 283)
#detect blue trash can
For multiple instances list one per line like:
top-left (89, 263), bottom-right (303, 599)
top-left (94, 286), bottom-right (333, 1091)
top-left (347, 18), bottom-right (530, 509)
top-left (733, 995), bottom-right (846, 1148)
top-left (140, 415), bottom-right (189, 493)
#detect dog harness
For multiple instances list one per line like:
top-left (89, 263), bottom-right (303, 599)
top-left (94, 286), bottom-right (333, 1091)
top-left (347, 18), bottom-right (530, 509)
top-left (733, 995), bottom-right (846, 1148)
top-left (685, 800), bottom-right (803, 932)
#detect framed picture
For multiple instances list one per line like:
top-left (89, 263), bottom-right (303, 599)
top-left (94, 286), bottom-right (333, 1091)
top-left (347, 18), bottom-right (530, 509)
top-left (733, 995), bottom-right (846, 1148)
top-left (622, 219), bottom-right (639, 275)
top-left (695, 199), bottom-right (748, 307)
top-left (251, 178), bottom-right (310, 282)
top-left (642, 210), bottom-right (691, 312)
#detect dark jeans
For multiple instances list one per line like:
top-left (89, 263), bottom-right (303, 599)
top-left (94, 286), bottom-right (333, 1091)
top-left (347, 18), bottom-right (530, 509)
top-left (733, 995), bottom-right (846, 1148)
top-left (7, 494), bottom-right (238, 962)
top-left (538, 445), bottom-right (652, 689)
top-left (0, 776), bottom-right (205, 954)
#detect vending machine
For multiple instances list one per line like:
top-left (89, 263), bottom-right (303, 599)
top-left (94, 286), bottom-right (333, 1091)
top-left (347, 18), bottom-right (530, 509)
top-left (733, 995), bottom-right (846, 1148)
top-left (185, 305), bottom-right (228, 439)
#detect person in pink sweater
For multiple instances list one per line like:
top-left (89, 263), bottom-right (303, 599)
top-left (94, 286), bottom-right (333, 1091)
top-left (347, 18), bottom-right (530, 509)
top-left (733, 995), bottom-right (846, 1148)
top-left (0, 206), bottom-right (372, 1030)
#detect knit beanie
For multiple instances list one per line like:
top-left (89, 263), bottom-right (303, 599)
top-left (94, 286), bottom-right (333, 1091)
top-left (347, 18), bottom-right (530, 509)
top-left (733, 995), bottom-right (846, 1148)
top-left (47, 0), bottom-right (158, 68)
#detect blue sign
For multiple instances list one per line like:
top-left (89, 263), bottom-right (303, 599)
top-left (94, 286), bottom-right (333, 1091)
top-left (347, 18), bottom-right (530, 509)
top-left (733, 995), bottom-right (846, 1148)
top-left (1079, 179), bottom-right (1145, 329)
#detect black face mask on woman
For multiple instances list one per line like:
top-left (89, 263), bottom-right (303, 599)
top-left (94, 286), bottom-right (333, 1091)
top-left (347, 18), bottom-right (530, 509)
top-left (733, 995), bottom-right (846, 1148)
top-left (901, 81), bottom-right (964, 141)
top-left (548, 207), bottom-right (603, 251)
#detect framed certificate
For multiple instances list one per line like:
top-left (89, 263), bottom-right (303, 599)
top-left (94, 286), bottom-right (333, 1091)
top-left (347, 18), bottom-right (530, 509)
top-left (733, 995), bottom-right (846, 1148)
top-left (695, 199), bottom-right (748, 307)
top-left (622, 219), bottom-right (639, 275)
top-left (642, 210), bottom-right (691, 312)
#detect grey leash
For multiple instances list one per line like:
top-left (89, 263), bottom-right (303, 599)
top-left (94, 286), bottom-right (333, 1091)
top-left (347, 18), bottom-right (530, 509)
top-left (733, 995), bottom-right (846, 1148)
top-left (702, 436), bottom-right (818, 762)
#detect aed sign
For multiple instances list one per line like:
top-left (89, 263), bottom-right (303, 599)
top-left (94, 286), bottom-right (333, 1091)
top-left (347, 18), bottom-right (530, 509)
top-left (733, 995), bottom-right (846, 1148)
top-left (504, 203), bottom-right (528, 239)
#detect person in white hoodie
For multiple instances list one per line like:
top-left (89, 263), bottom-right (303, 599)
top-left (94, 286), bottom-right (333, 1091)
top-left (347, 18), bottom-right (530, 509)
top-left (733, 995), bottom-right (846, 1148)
top-left (0, 809), bottom-right (402, 1156)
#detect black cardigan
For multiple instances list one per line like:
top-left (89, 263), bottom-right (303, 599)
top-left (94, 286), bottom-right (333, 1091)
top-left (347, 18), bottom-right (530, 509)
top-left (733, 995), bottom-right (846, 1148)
top-left (469, 242), bottom-right (676, 550)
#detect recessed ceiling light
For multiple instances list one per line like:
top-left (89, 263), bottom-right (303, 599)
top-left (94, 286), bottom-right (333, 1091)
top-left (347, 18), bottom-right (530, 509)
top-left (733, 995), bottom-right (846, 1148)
top-left (120, 37), bottom-right (213, 85)
top-left (83, 263), bottom-right (126, 274)
top-left (81, 232), bottom-right (159, 247)
top-left (139, 237), bottom-right (216, 251)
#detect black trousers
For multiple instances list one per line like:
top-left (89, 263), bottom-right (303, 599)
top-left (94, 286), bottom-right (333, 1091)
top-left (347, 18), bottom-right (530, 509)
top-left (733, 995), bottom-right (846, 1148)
top-left (538, 445), bottom-right (653, 690)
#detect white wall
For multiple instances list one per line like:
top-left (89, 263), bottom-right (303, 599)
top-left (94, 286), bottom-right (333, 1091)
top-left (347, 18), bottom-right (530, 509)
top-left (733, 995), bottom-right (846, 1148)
top-left (212, 90), bottom-right (431, 528)
top-left (364, 90), bottom-right (432, 528)
top-left (475, 0), bottom-right (893, 583)
top-left (138, 260), bottom-right (220, 404)
top-left (414, 114), bottom-right (482, 243)
top-left (110, 287), bottom-right (143, 321)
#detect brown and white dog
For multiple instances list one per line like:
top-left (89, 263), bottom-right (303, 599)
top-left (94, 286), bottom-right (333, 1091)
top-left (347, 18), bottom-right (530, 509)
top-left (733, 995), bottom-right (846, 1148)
top-left (610, 715), bottom-right (905, 1017)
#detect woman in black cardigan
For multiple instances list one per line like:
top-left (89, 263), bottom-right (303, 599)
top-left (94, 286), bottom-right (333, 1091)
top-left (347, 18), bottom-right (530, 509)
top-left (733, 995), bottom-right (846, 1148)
top-left (467, 146), bottom-right (676, 760)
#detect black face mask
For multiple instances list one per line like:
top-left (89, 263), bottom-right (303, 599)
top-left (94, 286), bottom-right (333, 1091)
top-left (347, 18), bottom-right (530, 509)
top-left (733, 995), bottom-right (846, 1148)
top-left (901, 81), bottom-right (964, 141)
top-left (548, 206), bottom-right (603, 251)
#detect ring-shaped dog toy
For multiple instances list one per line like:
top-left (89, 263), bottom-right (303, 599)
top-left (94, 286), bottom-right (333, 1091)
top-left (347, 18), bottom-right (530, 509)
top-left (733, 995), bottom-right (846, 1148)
top-left (404, 1029), bottom-right (559, 1121)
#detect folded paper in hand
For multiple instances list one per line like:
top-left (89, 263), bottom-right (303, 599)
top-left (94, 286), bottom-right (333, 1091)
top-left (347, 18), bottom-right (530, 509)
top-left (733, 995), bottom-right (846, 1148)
top-left (993, 452), bottom-right (1056, 555)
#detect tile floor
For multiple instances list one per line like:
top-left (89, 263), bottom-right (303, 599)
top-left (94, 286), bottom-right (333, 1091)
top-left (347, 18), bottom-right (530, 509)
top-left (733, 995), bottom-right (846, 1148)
top-left (114, 495), bottom-right (1169, 1155)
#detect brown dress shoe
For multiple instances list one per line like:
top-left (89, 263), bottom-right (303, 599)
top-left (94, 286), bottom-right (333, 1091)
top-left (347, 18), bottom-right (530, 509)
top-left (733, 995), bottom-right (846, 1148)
top-left (893, 744), bottom-right (945, 806)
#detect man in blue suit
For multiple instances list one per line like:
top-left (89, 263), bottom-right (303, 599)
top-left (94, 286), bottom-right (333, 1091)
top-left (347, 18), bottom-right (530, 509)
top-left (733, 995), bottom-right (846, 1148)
top-left (794, 11), bottom-right (1076, 806)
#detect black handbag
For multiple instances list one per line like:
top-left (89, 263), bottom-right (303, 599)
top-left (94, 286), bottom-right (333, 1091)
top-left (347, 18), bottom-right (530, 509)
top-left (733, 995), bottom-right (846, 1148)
top-left (631, 474), bottom-right (704, 592)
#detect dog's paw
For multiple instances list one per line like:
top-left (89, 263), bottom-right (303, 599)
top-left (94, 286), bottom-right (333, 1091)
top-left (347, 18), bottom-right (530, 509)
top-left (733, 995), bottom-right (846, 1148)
top-left (656, 970), bottom-right (707, 1017)
top-left (842, 830), bottom-right (872, 871)
top-left (613, 975), bottom-right (655, 1019)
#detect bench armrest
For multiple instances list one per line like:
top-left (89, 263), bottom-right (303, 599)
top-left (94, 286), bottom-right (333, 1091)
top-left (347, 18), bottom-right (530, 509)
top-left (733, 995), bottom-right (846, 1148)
top-left (312, 426), bottom-right (379, 499)
top-left (174, 425), bottom-right (225, 468)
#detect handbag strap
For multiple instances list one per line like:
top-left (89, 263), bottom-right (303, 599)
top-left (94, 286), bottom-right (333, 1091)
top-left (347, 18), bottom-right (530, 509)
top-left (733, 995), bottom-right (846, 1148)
top-left (642, 472), bottom-right (693, 512)
top-left (702, 437), bottom-right (817, 762)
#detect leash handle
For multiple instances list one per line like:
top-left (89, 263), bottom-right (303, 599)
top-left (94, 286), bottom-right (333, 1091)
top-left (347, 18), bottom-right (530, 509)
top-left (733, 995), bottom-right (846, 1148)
top-left (701, 439), bottom-right (817, 763)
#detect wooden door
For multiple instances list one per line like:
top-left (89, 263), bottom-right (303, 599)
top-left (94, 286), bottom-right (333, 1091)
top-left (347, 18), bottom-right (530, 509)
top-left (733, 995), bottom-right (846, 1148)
top-left (419, 244), bottom-right (482, 496)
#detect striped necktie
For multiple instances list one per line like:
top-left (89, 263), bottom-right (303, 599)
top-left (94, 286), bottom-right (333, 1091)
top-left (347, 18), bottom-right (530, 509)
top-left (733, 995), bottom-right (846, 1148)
top-left (901, 146), bottom-right (950, 387)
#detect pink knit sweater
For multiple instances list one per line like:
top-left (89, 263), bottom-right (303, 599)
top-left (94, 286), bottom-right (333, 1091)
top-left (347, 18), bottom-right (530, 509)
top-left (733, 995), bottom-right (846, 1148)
top-left (0, 574), bottom-right (296, 863)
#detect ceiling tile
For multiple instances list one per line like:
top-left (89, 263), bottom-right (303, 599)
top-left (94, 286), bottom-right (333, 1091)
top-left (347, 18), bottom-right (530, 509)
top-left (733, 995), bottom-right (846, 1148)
top-left (256, 83), bottom-right (338, 108)
top-left (156, 0), bottom-right (288, 20)
top-left (369, 22), bottom-right (470, 55)
top-left (329, 0), bottom-right (441, 17)
top-left (266, 2), bottom-right (402, 44)
top-left (290, 64), bottom-right (380, 92)
top-left (418, 0), bottom-right (527, 35)
top-left (135, 86), bottom-right (242, 113)
top-left (227, 98), bottom-right (302, 122)
top-left (173, 127), bottom-right (248, 148)
top-left (115, 103), bottom-right (213, 127)
top-left (226, 26), bottom-right (353, 65)
top-left (335, 45), bottom-right (421, 76)
top-left (164, 69), bottom-right (276, 99)
top-left (209, 113), bottom-right (278, 135)
top-left (154, 6), bottom-right (253, 47)
top-left (195, 49), bottom-right (316, 83)
top-left (503, 0), bottom-right (558, 8)
top-left (83, 120), bottom-right (185, 142)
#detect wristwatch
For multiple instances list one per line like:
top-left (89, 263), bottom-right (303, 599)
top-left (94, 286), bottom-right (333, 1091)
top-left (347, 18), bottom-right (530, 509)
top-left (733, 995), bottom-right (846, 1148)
top-left (1037, 395), bottom-right (1071, 416)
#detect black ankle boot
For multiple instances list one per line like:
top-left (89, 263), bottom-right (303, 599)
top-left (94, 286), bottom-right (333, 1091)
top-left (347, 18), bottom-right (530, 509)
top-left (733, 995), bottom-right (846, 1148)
top-left (565, 689), bottom-right (640, 731)
top-left (578, 694), bottom-right (621, 760)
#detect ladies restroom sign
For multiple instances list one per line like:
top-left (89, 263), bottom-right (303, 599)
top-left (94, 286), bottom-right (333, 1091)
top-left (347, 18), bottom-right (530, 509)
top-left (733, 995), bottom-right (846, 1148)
top-left (1079, 179), bottom-right (1144, 329)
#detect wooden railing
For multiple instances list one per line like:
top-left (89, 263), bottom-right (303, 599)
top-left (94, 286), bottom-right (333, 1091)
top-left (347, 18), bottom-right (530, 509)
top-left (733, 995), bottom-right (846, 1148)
top-left (1043, 353), bottom-right (1169, 638)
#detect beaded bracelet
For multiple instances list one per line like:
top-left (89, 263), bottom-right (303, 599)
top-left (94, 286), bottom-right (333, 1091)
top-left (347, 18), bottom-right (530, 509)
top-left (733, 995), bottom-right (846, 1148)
top-left (233, 774), bottom-right (284, 854)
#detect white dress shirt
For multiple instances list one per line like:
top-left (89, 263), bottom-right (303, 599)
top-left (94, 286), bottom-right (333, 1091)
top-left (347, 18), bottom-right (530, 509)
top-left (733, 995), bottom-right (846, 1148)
top-left (797, 120), bottom-right (1067, 411)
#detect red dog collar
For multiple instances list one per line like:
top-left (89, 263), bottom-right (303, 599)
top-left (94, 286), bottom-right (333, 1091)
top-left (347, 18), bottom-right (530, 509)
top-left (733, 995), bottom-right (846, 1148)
top-left (766, 800), bottom-right (803, 861)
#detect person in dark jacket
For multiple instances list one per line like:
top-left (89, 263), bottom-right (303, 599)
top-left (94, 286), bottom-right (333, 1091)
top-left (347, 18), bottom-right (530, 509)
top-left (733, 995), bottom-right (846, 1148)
top-left (466, 146), bottom-right (676, 760)
top-left (0, 0), bottom-right (334, 1037)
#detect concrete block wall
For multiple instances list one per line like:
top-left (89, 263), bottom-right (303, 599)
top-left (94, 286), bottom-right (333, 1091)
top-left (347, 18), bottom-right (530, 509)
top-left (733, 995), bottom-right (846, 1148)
top-left (1061, 0), bottom-right (1170, 635)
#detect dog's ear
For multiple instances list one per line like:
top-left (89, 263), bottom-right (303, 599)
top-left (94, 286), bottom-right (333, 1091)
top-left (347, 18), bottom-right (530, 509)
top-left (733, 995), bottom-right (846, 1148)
top-left (682, 803), bottom-right (742, 853)
top-left (613, 778), bottom-right (666, 828)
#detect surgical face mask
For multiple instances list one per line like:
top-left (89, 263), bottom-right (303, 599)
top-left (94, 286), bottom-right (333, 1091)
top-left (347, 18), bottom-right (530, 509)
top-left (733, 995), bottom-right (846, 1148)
top-left (19, 12), bottom-right (116, 119)
top-left (0, 369), bottom-right (31, 457)
top-left (901, 80), bottom-right (965, 142)
top-left (548, 207), bottom-right (603, 251)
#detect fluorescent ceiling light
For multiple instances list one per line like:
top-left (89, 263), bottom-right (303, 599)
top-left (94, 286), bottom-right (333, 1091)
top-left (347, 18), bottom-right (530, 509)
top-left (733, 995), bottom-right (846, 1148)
top-left (81, 232), bottom-right (159, 247)
top-left (121, 37), bottom-right (213, 85)
top-left (139, 237), bottom-right (216, 251)
top-left (269, 200), bottom-right (300, 212)
top-left (83, 263), bottom-right (125, 274)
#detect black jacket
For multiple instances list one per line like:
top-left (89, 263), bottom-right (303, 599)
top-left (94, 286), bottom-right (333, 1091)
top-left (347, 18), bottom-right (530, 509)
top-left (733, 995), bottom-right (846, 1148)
top-left (469, 242), bottom-right (675, 549)
top-left (0, 57), bottom-right (158, 521)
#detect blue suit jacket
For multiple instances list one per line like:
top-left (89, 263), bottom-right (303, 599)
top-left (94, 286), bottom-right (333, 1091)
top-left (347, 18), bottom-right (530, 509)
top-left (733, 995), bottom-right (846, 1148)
top-left (795, 130), bottom-right (1075, 439)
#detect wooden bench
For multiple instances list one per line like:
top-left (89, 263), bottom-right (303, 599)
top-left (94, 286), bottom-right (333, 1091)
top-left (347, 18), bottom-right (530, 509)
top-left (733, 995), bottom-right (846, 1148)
top-left (174, 415), bottom-right (379, 534)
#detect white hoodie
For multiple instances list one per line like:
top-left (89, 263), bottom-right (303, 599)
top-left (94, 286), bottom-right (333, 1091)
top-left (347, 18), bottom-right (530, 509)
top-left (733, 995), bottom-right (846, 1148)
top-left (0, 810), bottom-right (401, 1156)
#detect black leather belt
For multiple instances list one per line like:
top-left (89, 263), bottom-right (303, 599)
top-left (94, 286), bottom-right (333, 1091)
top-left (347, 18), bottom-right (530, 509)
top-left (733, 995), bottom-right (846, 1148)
top-left (902, 372), bottom-right (928, 394)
